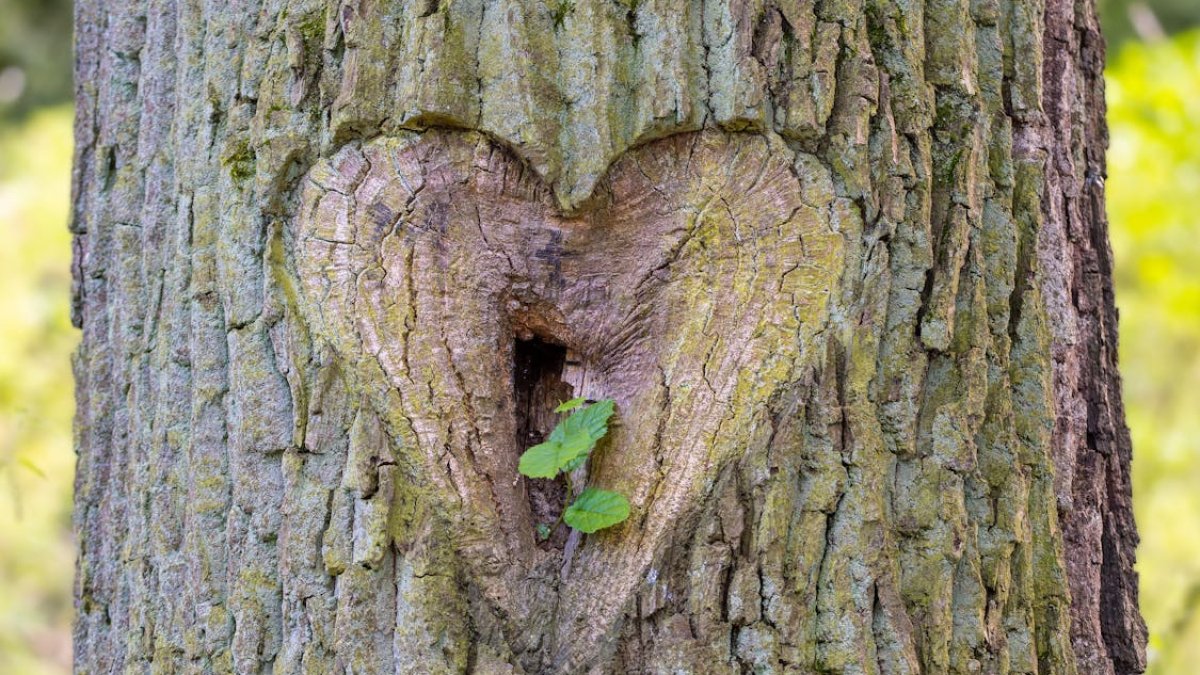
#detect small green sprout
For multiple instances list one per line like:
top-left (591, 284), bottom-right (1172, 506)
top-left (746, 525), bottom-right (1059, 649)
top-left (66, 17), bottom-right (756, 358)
top-left (518, 398), bottom-right (630, 534)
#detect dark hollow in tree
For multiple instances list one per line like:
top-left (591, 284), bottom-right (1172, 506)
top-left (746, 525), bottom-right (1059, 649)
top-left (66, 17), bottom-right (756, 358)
top-left (70, 0), bottom-right (1146, 673)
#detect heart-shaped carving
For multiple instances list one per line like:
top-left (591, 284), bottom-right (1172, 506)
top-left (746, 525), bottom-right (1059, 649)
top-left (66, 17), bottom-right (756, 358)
top-left (292, 129), bottom-right (843, 669)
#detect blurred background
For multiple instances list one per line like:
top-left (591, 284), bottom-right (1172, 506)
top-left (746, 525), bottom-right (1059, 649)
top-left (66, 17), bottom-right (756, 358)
top-left (0, 0), bottom-right (1196, 672)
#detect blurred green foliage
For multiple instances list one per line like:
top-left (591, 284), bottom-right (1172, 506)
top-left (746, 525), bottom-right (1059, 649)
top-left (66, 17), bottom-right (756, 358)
top-left (1101, 0), bottom-right (1200, 50)
top-left (1107, 30), bottom-right (1200, 674)
top-left (0, 0), bottom-right (73, 119)
top-left (0, 106), bottom-right (75, 674)
top-left (0, 6), bottom-right (1196, 675)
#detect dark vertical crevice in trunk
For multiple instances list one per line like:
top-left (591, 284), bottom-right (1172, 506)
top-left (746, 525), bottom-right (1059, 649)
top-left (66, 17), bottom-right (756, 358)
top-left (513, 336), bottom-right (573, 549)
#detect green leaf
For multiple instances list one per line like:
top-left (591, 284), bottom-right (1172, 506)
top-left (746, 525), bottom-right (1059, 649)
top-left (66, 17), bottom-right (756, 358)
top-left (563, 488), bottom-right (630, 533)
top-left (519, 440), bottom-right (583, 479)
top-left (554, 397), bottom-right (587, 413)
top-left (559, 398), bottom-right (614, 443)
top-left (561, 453), bottom-right (588, 473)
top-left (536, 523), bottom-right (552, 541)
top-left (517, 399), bottom-right (616, 478)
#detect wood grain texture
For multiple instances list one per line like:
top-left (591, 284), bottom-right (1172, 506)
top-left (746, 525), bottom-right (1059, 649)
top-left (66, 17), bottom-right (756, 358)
top-left (69, 0), bottom-right (1144, 672)
top-left (292, 129), bottom-right (841, 670)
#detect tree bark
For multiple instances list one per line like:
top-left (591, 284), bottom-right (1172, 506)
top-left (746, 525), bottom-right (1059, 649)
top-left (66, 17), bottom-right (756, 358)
top-left (70, 0), bottom-right (1146, 673)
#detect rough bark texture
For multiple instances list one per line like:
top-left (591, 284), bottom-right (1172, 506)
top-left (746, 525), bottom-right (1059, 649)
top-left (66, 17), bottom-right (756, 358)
top-left (1035, 2), bottom-right (1146, 672)
top-left (70, 0), bottom-right (1145, 673)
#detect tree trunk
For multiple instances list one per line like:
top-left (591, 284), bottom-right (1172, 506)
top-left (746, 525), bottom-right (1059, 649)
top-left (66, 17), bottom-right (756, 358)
top-left (69, 0), bottom-right (1146, 672)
